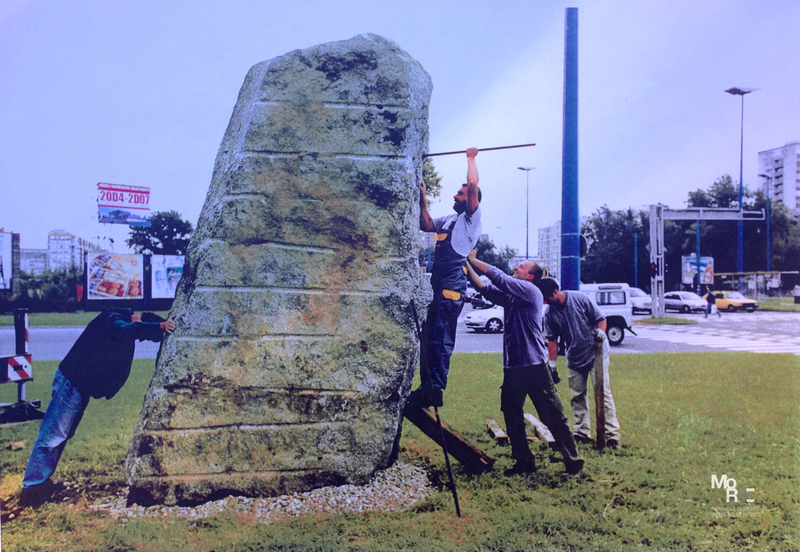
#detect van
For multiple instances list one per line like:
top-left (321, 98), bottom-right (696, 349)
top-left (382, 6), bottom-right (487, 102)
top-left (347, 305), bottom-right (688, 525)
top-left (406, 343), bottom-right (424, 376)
top-left (578, 283), bottom-right (637, 346)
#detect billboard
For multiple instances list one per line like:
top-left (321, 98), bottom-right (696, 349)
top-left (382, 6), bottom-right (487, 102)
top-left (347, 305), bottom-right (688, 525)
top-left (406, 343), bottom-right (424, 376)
top-left (97, 182), bottom-right (151, 226)
top-left (87, 253), bottom-right (144, 300)
top-left (682, 255), bottom-right (714, 285)
top-left (151, 255), bottom-right (184, 299)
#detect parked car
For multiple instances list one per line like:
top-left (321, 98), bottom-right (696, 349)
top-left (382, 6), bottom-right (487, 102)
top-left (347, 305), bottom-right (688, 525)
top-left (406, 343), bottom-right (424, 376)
top-left (707, 290), bottom-right (758, 312)
top-left (629, 287), bottom-right (653, 314)
top-left (464, 305), bottom-right (504, 333)
top-left (664, 291), bottom-right (706, 313)
top-left (470, 293), bottom-right (494, 310)
top-left (579, 283), bottom-right (636, 346)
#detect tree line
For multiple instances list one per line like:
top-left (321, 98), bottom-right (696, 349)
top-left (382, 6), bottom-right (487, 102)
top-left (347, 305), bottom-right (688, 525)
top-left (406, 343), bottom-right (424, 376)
top-left (581, 175), bottom-right (800, 292)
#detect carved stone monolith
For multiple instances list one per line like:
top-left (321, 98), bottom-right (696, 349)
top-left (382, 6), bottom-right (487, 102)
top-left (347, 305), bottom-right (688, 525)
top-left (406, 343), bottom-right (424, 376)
top-left (126, 34), bottom-right (432, 506)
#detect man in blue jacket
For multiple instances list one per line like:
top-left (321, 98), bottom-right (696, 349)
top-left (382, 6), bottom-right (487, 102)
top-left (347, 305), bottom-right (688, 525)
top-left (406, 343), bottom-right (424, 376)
top-left (19, 308), bottom-right (175, 507)
top-left (465, 252), bottom-right (584, 479)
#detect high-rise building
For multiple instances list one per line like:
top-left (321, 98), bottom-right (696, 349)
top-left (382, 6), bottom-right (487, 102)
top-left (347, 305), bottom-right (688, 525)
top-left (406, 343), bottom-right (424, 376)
top-left (537, 222), bottom-right (561, 282)
top-left (757, 141), bottom-right (800, 214)
top-left (19, 230), bottom-right (103, 274)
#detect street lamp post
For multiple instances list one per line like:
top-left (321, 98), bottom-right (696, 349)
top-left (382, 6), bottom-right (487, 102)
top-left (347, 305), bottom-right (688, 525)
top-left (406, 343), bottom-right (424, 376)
top-left (517, 167), bottom-right (536, 259)
top-left (759, 173), bottom-right (772, 272)
top-left (724, 86), bottom-right (759, 290)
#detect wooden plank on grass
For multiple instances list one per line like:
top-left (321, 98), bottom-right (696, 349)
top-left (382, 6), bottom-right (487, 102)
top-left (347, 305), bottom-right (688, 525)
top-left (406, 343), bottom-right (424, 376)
top-left (593, 339), bottom-right (606, 451)
top-left (404, 404), bottom-right (495, 472)
top-left (523, 413), bottom-right (555, 445)
top-left (485, 419), bottom-right (508, 445)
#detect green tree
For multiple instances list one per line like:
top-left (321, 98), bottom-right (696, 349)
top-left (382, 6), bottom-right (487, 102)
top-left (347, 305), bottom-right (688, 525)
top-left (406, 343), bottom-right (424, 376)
top-left (581, 206), bottom-right (650, 289)
top-left (422, 158), bottom-right (443, 200)
top-left (475, 236), bottom-right (518, 273)
top-left (683, 174), bottom-right (797, 274)
top-left (126, 210), bottom-right (193, 255)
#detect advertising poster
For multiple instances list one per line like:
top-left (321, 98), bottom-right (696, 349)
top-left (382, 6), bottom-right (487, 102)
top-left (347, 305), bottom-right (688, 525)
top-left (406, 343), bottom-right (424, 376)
top-left (151, 255), bottom-right (184, 299)
top-left (682, 255), bottom-right (714, 285)
top-left (87, 253), bottom-right (144, 300)
top-left (97, 182), bottom-right (151, 226)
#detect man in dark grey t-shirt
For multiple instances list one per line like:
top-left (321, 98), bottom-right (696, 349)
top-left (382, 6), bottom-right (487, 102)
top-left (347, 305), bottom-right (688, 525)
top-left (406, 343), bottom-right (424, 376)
top-left (539, 278), bottom-right (621, 449)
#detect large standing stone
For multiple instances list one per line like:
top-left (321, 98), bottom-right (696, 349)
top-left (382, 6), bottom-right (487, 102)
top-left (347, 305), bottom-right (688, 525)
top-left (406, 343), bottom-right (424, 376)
top-left (126, 34), bottom-right (432, 506)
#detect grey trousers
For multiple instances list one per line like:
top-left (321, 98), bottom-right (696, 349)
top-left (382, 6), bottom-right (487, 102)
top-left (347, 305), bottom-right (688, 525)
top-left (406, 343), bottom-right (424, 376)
top-left (568, 357), bottom-right (621, 441)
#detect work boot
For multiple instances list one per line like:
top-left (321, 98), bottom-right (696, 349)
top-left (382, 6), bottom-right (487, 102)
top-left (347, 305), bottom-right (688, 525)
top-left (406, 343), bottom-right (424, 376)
top-left (18, 480), bottom-right (64, 508)
top-left (504, 458), bottom-right (537, 476)
top-left (408, 385), bottom-right (443, 408)
top-left (573, 433), bottom-right (594, 445)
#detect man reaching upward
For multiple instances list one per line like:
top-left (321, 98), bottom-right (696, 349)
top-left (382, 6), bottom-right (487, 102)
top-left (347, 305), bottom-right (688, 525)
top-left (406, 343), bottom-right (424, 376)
top-left (412, 148), bottom-right (482, 408)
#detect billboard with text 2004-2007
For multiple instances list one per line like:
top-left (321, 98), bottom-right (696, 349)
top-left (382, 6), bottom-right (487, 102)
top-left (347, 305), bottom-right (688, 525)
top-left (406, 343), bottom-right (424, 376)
top-left (87, 253), bottom-right (144, 300)
top-left (97, 182), bottom-right (151, 226)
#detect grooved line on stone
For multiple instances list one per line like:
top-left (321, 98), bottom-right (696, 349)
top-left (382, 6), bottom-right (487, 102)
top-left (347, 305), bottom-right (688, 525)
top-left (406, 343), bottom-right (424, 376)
top-left (148, 421), bottom-right (352, 434)
top-left (252, 99), bottom-right (412, 111)
top-left (193, 286), bottom-right (386, 296)
top-left (204, 238), bottom-right (336, 255)
top-left (174, 335), bottom-right (339, 343)
top-left (240, 151), bottom-right (406, 160)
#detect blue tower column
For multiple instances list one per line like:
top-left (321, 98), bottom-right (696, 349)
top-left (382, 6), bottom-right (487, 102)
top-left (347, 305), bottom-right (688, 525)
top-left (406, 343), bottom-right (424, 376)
top-left (561, 7), bottom-right (580, 290)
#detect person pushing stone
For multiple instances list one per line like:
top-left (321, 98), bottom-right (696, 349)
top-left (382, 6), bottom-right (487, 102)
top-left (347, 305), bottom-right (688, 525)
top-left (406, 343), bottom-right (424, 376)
top-left (19, 308), bottom-right (175, 508)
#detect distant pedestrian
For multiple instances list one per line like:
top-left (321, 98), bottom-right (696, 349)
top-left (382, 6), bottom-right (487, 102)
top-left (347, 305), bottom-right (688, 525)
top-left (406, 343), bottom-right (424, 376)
top-left (705, 288), bottom-right (721, 318)
top-left (19, 308), bottom-right (175, 508)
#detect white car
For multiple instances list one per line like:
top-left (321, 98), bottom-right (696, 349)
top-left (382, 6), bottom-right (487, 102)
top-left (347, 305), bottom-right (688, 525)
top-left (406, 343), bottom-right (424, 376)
top-left (579, 283), bottom-right (636, 346)
top-left (464, 305), bottom-right (504, 333)
top-left (629, 287), bottom-right (653, 314)
top-left (664, 291), bottom-right (706, 313)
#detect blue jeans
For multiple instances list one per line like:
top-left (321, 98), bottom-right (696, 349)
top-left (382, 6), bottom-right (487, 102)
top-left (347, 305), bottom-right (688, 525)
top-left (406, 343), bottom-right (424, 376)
top-left (421, 291), bottom-right (465, 390)
top-left (23, 368), bottom-right (89, 488)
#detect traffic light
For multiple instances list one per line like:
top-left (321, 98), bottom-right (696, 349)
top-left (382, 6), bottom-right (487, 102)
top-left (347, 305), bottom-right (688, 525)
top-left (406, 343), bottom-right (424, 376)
top-left (649, 261), bottom-right (658, 279)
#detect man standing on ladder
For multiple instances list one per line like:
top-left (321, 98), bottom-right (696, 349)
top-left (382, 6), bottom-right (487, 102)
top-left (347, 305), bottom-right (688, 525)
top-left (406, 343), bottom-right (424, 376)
top-left (411, 148), bottom-right (482, 408)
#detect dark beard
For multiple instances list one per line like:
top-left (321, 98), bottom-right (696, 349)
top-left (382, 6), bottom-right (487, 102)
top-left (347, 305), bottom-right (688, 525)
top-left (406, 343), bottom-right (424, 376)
top-left (453, 201), bottom-right (466, 214)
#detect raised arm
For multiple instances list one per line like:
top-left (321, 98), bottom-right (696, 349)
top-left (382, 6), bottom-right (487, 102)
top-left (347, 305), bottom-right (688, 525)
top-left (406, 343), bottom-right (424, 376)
top-left (466, 248), bottom-right (489, 275)
top-left (465, 147), bottom-right (479, 215)
top-left (419, 180), bottom-right (435, 232)
top-left (465, 256), bottom-right (484, 291)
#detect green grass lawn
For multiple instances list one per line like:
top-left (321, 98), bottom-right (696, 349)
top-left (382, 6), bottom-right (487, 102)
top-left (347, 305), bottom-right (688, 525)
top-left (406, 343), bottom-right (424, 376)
top-left (1, 353), bottom-right (798, 551)
top-left (0, 311), bottom-right (172, 327)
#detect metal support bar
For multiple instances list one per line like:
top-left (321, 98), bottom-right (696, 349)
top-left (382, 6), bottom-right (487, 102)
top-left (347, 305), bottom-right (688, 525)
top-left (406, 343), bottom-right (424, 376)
top-left (648, 205), bottom-right (766, 318)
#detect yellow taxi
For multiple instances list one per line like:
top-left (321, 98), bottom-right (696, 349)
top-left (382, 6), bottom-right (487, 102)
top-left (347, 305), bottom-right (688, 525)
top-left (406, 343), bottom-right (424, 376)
top-left (705, 290), bottom-right (758, 312)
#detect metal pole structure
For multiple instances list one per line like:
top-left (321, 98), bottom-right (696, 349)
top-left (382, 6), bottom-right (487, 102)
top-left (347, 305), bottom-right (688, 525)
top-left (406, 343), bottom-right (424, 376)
top-left (696, 221), bottom-right (702, 295)
top-left (634, 232), bottom-right (638, 288)
top-left (518, 167), bottom-right (536, 259)
top-left (725, 87), bottom-right (758, 291)
top-left (14, 308), bottom-right (29, 403)
top-left (759, 174), bottom-right (772, 272)
top-left (561, 7), bottom-right (580, 290)
top-left (424, 143), bottom-right (536, 158)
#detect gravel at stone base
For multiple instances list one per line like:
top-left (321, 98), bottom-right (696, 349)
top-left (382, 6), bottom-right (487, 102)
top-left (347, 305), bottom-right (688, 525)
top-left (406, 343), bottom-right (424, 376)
top-left (88, 463), bottom-right (433, 523)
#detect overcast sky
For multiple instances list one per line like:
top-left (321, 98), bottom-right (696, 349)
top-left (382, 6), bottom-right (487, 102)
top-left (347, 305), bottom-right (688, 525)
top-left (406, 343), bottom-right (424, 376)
top-left (2, 0), bottom-right (798, 255)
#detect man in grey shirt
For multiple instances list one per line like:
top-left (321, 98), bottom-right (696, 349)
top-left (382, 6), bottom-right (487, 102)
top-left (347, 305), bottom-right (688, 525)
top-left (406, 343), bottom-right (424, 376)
top-left (466, 252), bottom-right (584, 478)
top-left (539, 278), bottom-right (621, 449)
